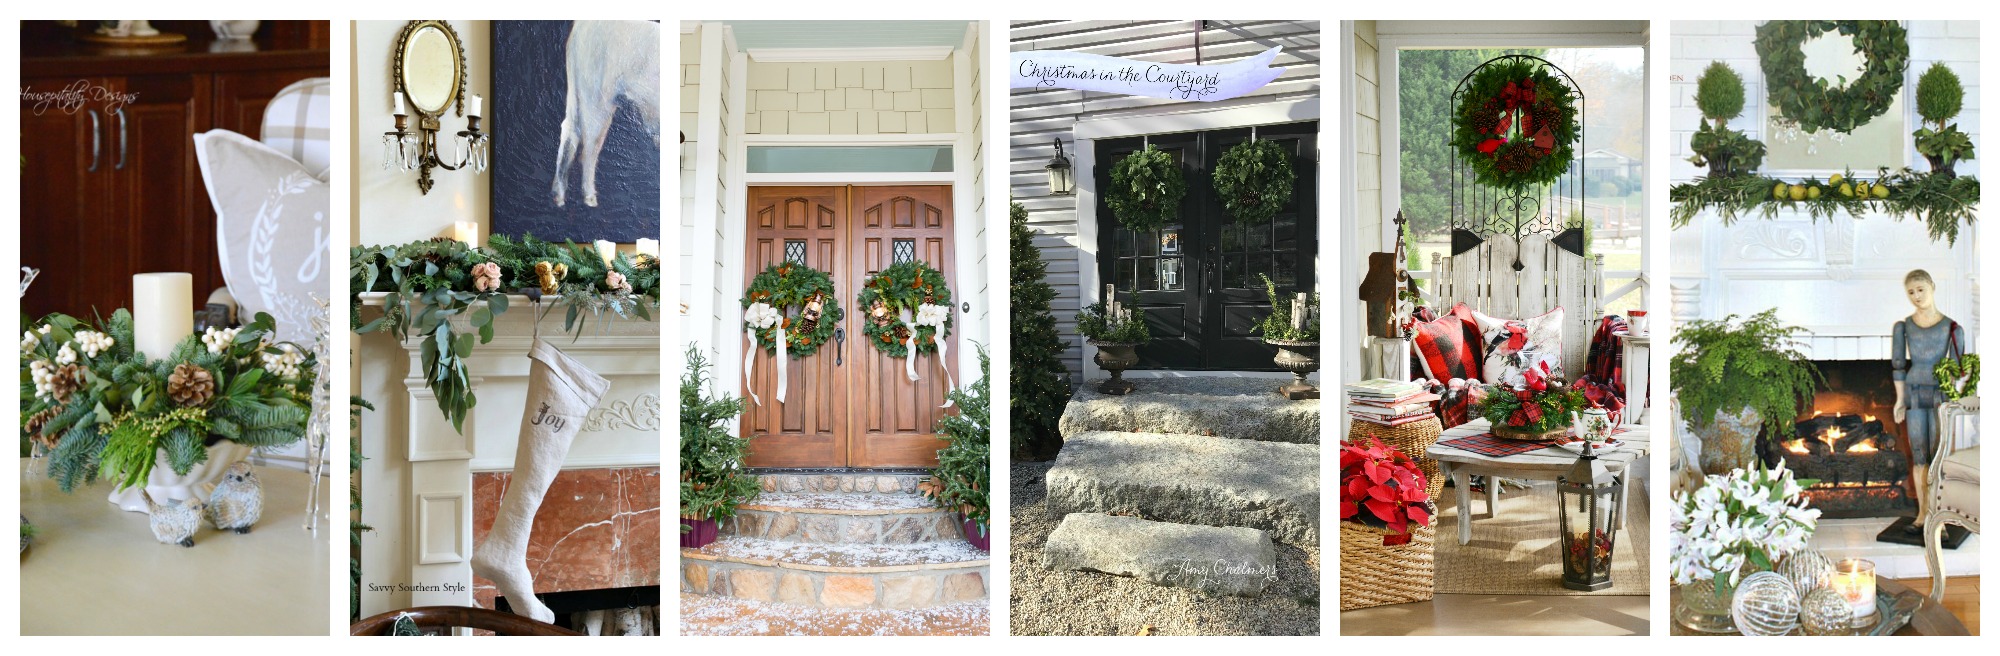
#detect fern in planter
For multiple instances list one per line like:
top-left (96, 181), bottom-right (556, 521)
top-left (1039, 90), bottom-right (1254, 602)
top-left (679, 344), bottom-right (757, 529)
top-left (1009, 202), bottom-right (1071, 461)
top-left (1253, 273), bottom-right (1319, 342)
top-left (921, 348), bottom-right (990, 539)
top-left (1671, 309), bottom-right (1821, 430)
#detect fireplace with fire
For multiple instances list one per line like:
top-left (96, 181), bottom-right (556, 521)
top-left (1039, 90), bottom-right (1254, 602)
top-left (1759, 360), bottom-right (1917, 518)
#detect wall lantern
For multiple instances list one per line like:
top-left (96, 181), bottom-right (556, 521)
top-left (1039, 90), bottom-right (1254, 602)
top-left (1046, 139), bottom-right (1075, 196)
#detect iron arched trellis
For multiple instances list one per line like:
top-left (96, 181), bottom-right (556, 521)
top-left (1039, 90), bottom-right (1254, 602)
top-left (1448, 54), bottom-right (1588, 271)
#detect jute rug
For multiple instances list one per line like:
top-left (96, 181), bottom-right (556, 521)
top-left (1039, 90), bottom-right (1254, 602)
top-left (1433, 480), bottom-right (1651, 596)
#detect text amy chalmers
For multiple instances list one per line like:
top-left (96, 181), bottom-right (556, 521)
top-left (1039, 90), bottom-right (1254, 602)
top-left (20, 80), bottom-right (140, 116)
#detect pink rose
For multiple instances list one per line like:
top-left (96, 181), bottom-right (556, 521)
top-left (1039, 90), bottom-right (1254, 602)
top-left (605, 270), bottom-right (631, 293)
top-left (471, 262), bottom-right (501, 293)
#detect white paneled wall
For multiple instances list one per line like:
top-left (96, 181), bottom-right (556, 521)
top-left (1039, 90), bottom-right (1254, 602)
top-left (1347, 21), bottom-right (1383, 381)
top-left (1009, 20), bottom-right (1322, 378)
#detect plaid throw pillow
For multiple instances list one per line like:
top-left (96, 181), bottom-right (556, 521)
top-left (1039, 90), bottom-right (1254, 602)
top-left (259, 78), bottom-right (331, 179)
top-left (1412, 304), bottom-right (1479, 382)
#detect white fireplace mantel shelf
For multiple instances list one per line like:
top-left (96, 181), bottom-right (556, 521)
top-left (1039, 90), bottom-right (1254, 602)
top-left (354, 291), bottom-right (662, 617)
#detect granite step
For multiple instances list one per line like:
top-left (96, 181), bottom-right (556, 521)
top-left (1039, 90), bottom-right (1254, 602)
top-left (754, 471), bottom-right (929, 496)
top-left (682, 536), bottom-right (989, 610)
top-left (724, 493), bottom-right (967, 545)
top-left (1059, 377), bottom-right (1320, 444)
top-left (1046, 431), bottom-right (1320, 545)
top-left (1043, 512), bottom-right (1277, 597)
top-left (680, 595), bottom-right (988, 636)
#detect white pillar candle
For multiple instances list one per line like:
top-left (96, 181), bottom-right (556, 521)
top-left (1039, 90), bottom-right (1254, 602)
top-left (393, 91), bottom-right (407, 116)
top-left (453, 221), bottom-right (480, 247)
top-left (634, 238), bottom-right (660, 258)
top-left (468, 94), bottom-right (483, 118)
top-left (133, 273), bottom-right (193, 361)
top-left (1293, 292), bottom-right (1308, 331)
top-left (594, 240), bottom-right (617, 264)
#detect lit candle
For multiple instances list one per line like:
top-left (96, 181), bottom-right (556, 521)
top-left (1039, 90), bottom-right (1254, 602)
top-left (1834, 559), bottom-right (1877, 620)
top-left (594, 240), bottom-right (617, 264)
top-left (132, 273), bottom-right (193, 361)
top-left (468, 94), bottom-right (483, 118)
top-left (453, 221), bottom-right (479, 247)
top-left (634, 238), bottom-right (660, 258)
top-left (393, 91), bottom-right (407, 116)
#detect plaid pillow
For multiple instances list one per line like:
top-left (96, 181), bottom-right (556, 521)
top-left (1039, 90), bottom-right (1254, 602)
top-left (1412, 304), bottom-right (1479, 382)
top-left (259, 78), bottom-right (331, 180)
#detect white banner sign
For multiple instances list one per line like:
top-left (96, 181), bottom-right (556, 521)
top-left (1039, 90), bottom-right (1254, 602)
top-left (1010, 46), bottom-right (1285, 102)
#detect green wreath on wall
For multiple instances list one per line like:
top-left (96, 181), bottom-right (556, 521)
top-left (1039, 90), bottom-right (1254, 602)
top-left (1105, 145), bottom-right (1188, 232)
top-left (1449, 57), bottom-right (1580, 190)
top-left (856, 261), bottom-right (953, 358)
top-left (741, 262), bottom-right (842, 357)
top-left (1754, 20), bottom-right (1909, 134)
top-left (1212, 138), bottom-right (1296, 224)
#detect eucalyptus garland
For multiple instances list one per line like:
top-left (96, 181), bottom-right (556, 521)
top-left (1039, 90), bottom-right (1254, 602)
top-left (1105, 145), bottom-right (1187, 232)
top-left (1451, 57), bottom-right (1580, 190)
top-left (1668, 168), bottom-right (1979, 245)
top-left (1755, 20), bottom-right (1909, 134)
top-left (741, 262), bottom-right (842, 357)
top-left (856, 261), bottom-right (953, 357)
top-left (1212, 138), bottom-right (1296, 224)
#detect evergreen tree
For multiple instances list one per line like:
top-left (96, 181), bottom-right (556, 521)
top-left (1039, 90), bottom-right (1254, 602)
top-left (923, 348), bottom-right (990, 534)
top-left (679, 344), bottom-right (757, 527)
top-left (1009, 202), bottom-right (1070, 461)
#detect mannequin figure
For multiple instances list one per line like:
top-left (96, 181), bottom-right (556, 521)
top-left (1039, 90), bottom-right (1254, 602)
top-left (1891, 269), bottom-right (1968, 532)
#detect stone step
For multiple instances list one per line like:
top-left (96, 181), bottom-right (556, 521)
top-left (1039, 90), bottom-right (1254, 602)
top-left (682, 536), bottom-right (988, 610)
top-left (1044, 512), bottom-right (1277, 597)
top-left (1060, 377), bottom-right (1319, 444)
top-left (724, 493), bottom-right (966, 545)
top-left (1046, 431), bottom-right (1320, 545)
top-left (680, 595), bottom-right (989, 636)
top-left (755, 471), bottom-right (927, 495)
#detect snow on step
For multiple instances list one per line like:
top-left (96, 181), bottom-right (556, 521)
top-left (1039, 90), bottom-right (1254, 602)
top-left (727, 493), bottom-right (967, 545)
top-left (1059, 377), bottom-right (1319, 443)
top-left (1046, 431), bottom-right (1320, 545)
top-left (687, 536), bottom-right (988, 570)
top-left (744, 493), bottom-right (938, 512)
top-left (1043, 512), bottom-right (1277, 597)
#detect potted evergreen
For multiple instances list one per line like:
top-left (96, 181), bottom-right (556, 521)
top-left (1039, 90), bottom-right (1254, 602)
top-left (1253, 273), bottom-right (1320, 400)
top-left (1009, 202), bottom-right (1071, 461)
top-left (920, 348), bottom-right (991, 551)
top-left (1687, 61), bottom-right (1765, 177)
top-left (679, 343), bottom-right (756, 549)
top-left (1671, 309), bottom-right (1821, 475)
top-left (1914, 62), bottom-right (1975, 178)
top-left (1078, 302), bottom-right (1149, 395)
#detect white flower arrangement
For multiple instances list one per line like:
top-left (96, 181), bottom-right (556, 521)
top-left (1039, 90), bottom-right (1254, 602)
top-left (1669, 459), bottom-right (1822, 587)
top-left (73, 330), bottom-right (114, 359)
top-left (914, 303), bottom-right (950, 328)
top-left (202, 326), bottom-right (242, 355)
top-left (54, 343), bottom-right (77, 366)
top-left (21, 330), bottom-right (39, 355)
top-left (743, 302), bottom-right (780, 330)
top-left (261, 343), bottom-right (306, 380)
top-left (29, 359), bottom-right (58, 399)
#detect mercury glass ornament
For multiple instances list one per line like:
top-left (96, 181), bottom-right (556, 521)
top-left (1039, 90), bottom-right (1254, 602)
top-left (1779, 550), bottom-right (1836, 598)
top-left (1731, 571), bottom-right (1802, 636)
top-left (1801, 587), bottom-right (1855, 636)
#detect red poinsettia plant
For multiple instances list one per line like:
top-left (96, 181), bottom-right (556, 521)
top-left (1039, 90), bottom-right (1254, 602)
top-left (1339, 437), bottom-right (1436, 546)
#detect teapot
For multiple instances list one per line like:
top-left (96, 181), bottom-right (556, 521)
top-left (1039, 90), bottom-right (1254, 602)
top-left (1570, 407), bottom-right (1614, 444)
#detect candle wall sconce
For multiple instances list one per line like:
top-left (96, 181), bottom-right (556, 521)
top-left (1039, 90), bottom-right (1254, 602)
top-left (385, 20), bottom-right (487, 194)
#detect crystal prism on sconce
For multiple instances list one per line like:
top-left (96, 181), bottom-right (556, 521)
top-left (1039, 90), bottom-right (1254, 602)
top-left (383, 20), bottom-right (484, 194)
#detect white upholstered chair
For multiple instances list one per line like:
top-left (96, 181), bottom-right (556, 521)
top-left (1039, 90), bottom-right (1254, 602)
top-left (1923, 401), bottom-right (1980, 602)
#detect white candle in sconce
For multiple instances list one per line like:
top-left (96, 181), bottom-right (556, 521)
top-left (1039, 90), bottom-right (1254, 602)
top-left (133, 273), bottom-right (193, 361)
top-left (468, 94), bottom-right (483, 118)
top-left (594, 240), bottom-right (617, 264)
top-left (1833, 559), bottom-right (1877, 619)
top-left (453, 221), bottom-right (480, 247)
top-left (634, 238), bottom-right (660, 258)
top-left (393, 91), bottom-right (407, 116)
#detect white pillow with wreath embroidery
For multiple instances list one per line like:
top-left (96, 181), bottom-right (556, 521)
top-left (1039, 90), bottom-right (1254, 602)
top-left (195, 130), bottom-right (330, 346)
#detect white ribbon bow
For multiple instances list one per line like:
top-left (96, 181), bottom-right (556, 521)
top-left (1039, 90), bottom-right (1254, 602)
top-left (898, 307), bottom-right (921, 383)
top-left (743, 302), bottom-right (780, 406)
top-left (915, 303), bottom-right (956, 408)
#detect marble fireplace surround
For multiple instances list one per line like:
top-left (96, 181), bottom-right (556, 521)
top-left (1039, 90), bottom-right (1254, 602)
top-left (356, 293), bottom-right (661, 618)
top-left (1670, 210), bottom-right (1978, 360)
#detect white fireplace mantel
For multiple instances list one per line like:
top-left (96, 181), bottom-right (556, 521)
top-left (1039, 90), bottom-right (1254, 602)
top-left (355, 292), bottom-right (661, 616)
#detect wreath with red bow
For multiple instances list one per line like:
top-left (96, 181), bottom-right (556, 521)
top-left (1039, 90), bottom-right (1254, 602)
top-left (1451, 57), bottom-right (1580, 190)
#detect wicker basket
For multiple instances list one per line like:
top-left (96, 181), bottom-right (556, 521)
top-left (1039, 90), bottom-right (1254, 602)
top-left (1339, 522), bottom-right (1436, 611)
top-left (1350, 416), bottom-right (1445, 500)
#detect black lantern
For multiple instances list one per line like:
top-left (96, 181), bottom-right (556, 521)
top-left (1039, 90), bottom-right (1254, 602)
top-left (1556, 441), bottom-right (1619, 591)
top-left (1046, 139), bottom-right (1075, 196)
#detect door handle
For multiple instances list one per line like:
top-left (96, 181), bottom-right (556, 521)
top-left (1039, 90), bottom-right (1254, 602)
top-left (87, 109), bottom-right (101, 173)
top-left (114, 107), bottom-right (128, 171)
top-left (834, 325), bottom-right (845, 366)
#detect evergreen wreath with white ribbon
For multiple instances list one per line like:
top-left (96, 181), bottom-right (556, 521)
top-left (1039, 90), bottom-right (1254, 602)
top-left (740, 262), bottom-right (842, 405)
top-left (856, 261), bottom-right (957, 406)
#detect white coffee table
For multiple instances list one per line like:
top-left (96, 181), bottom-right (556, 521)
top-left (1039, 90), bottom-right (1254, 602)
top-left (1425, 419), bottom-right (1653, 545)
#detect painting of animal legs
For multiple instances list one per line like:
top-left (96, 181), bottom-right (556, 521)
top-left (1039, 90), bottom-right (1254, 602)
top-left (551, 20), bottom-right (661, 208)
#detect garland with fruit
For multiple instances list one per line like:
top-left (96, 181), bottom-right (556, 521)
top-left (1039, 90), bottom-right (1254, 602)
top-left (1669, 168), bottom-right (1979, 245)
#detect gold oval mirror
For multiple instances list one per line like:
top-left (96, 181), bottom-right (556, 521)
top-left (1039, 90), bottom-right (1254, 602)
top-left (395, 20), bottom-right (463, 117)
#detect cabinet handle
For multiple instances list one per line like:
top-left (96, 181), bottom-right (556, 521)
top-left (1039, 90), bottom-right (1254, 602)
top-left (87, 109), bottom-right (101, 173)
top-left (114, 107), bottom-right (128, 171)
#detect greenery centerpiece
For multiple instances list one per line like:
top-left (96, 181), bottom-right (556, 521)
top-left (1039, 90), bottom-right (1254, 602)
top-left (1009, 202), bottom-right (1071, 461)
top-left (920, 348), bottom-right (990, 550)
top-left (1104, 145), bottom-right (1187, 232)
top-left (1913, 62), bottom-right (1976, 177)
top-left (350, 235), bottom-right (660, 432)
top-left (1474, 366), bottom-right (1586, 440)
top-left (1687, 61), bottom-right (1766, 177)
top-left (1671, 309), bottom-right (1821, 475)
top-left (1669, 460), bottom-right (1822, 633)
top-left (678, 344), bottom-right (755, 549)
top-left (22, 310), bottom-right (312, 494)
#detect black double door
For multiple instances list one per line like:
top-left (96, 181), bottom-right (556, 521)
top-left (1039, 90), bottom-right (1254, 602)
top-left (1095, 120), bottom-right (1318, 371)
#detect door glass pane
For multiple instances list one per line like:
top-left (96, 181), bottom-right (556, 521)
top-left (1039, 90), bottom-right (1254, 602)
top-left (1139, 229), bottom-right (1160, 256)
top-left (1116, 228), bottom-right (1134, 256)
top-left (746, 146), bottom-right (952, 173)
top-left (1275, 252), bottom-right (1298, 288)
top-left (1156, 257), bottom-right (1183, 291)
top-left (1247, 217), bottom-right (1272, 252)
top-left (1159, 229), bottom-right (1184, 256)
top-left (1272, 215), bottom-right (1298, 250)
top-left (784, 239), bottom-right (807, 264)
top-left (1137, 257), bottom-right (1159, 290)
top-left (1224, 253), bottom-right (1246, 289)
top-left (1114, 259), bottom-right (1135, 290)
top-left (891, 239), bottom-right (915, 264)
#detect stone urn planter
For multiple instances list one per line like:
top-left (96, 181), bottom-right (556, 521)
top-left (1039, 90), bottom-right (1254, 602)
top-left (1695, 406), bottom-right (1762, 476)
top-left (680, 517), bottom-right (719, 549)
top-left (1090, 340), bottom-right (1141, 396)
top-left (961, 513), bottom-right (989, 552)
top-left (1266, 339), bottom-right (1320, 400)
top-left (106, 440), bottom-right (254, 514)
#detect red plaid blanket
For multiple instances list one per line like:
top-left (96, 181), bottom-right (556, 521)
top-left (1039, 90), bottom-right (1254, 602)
top-left (1436, 428), bottom-right (1629, 458)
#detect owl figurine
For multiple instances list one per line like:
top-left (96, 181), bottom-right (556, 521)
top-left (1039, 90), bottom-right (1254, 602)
top-left (206, 461), bottom-right (264, 534)
top-left (147, 496), bottom-right (205, 547)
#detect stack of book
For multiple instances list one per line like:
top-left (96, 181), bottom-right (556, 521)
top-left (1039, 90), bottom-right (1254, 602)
top-left (1344, 378), bottom-right (1438, 428)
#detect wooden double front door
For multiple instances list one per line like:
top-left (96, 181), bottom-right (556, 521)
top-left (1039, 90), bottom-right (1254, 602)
top-left (742, 185), bottom-right (957, 469)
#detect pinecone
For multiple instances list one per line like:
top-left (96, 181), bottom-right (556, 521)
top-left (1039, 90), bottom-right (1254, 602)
top-left (45, 364), bottom-right (86, 404)
top-left (24, 407), bottom-right (61, 450)
top-left (168, 363), bottom-right (216, 407)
